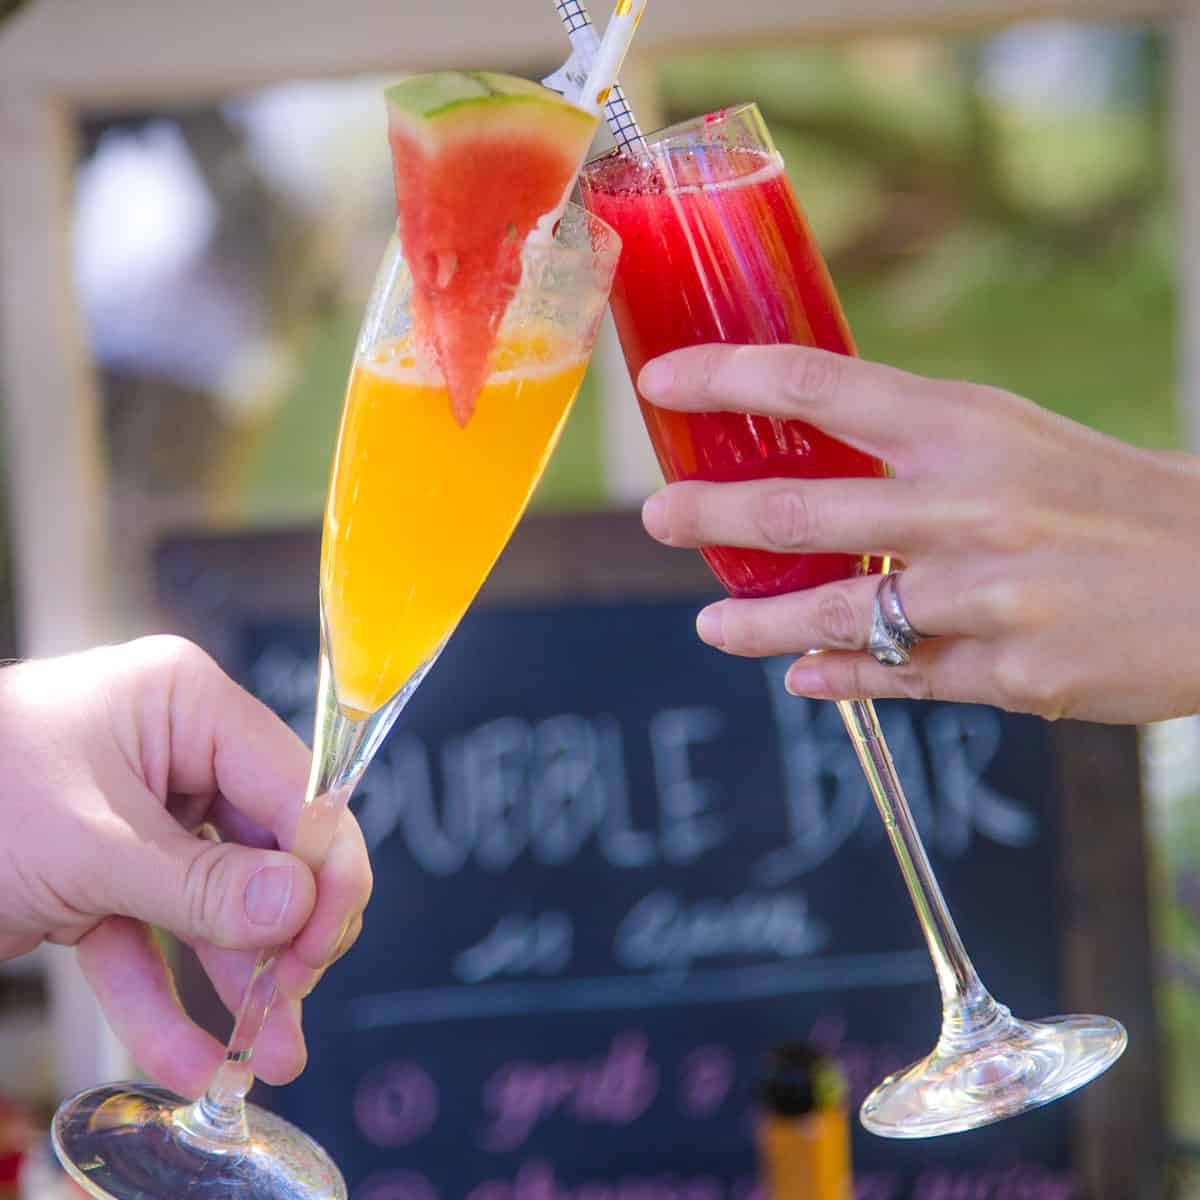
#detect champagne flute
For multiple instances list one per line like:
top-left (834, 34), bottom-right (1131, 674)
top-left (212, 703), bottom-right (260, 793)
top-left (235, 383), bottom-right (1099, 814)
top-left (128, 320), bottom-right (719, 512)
top-left (579, 102), bottom-right (1126, 1138)
top-left (50, 201), bottom-right (621, 1200)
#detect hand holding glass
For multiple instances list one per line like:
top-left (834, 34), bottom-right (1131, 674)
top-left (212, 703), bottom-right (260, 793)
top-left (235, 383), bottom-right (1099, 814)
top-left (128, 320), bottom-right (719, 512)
top-left (50, 204), bottom-right (620, 1200)
top-left (580, 104), bottom-right (1125, 1138)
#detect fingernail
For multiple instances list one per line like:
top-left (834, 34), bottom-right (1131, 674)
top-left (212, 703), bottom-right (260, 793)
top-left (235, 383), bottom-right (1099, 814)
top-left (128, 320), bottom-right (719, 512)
top-left (639, 359), bottom-right (673, 399)
top-left (641, 492), bottom-right (668, 539)
top-left (327, 917), bottom-right (353, 966)
top-left (245, 865), bottom-right (295, 927)
top-left (287, 993), bottom-right (305, 1031)
top-left (335, 923), bottom-right (358, 963)
top-left (696, 605), bottom-right (724, 647)
top-left (300, 969), bottom-right (321, 1000)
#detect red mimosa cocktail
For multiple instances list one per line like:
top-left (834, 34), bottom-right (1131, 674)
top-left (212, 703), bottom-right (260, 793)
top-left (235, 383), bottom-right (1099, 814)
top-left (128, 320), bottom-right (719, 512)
top-left (580, 108), bottom-right (887, 598)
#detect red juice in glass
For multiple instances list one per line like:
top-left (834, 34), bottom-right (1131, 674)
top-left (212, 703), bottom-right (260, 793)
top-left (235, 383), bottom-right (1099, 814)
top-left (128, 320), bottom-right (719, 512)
top-left (579, 103), bottom-right (888, 599)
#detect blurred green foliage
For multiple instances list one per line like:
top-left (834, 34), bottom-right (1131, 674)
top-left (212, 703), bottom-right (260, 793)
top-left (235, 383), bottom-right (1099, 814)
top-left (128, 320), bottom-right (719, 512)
top-left (658, 38), bottom-right (1177, 451)
top-left (243, 28), bottom-right (1178, 521)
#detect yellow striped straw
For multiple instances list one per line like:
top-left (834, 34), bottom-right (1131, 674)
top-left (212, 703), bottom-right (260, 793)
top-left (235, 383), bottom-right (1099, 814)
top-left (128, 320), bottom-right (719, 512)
top-left (546, 0), bottom-right (646, 151)
top-left (579, 0), bottom-right (649, 142)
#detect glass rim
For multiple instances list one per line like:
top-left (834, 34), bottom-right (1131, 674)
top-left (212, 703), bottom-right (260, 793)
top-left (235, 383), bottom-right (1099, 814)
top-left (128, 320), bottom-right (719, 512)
top-left (582, 101), bottom-right (764, 168)
top-left (521, 199), bottom-right (621, 271)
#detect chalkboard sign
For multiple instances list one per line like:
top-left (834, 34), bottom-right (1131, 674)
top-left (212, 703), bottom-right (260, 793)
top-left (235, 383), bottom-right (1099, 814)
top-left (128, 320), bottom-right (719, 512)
top-left (156, 515), bottom-right (1162, 1200)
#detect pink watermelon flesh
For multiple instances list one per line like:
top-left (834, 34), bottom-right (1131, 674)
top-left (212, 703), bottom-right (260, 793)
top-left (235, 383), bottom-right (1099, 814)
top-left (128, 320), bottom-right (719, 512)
top-left (389, 125), bottom-right (585, 426)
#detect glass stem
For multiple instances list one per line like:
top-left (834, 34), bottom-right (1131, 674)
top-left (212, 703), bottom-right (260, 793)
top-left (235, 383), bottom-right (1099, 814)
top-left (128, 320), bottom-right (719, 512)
top-left (175, 645), bottom-right (408, 1151)
top-left (836, 699), bottom-right (1007, 1049)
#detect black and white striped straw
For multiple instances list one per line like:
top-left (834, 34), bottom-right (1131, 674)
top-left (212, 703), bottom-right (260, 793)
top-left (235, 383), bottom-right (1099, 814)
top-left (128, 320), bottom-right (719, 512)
top-left (547, 0), bottom-right (647, 154)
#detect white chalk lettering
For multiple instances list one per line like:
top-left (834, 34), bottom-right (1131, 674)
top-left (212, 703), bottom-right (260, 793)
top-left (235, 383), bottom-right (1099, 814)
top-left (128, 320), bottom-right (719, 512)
top-left (455, 911), bottom-right (574, 984)
top-left (925, 706), bottom-right (1036, 854)
top-left (758, 659), bottom-right (1037, 877)
top-left (614, 890), bottom-right (828, 971)
top-left (528, 716), bottom-right (607, 865)
top-left (597, 717), bottom-right (657, 868)
top-left (463, 718), bottom-right (534, 870)
top-left (756, 672), bottom-right (872, 884)
top-left (649, 708), bottom-right (726, 864)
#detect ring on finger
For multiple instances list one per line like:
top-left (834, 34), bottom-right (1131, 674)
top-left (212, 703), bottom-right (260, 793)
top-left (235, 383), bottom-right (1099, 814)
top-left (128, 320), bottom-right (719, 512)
top-left (868, 570), bottom-right (929, 668)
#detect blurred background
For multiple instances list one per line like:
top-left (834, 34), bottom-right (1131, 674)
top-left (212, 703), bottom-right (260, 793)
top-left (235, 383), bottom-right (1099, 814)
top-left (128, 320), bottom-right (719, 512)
top-left (61, 24), bottom-right (1185, 586)
top-left (1, 0), bottom-right (1198, 1196)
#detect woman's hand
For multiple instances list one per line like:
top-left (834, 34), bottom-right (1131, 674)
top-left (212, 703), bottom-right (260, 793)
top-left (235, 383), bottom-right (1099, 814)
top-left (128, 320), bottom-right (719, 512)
top-left (638, 344), bottom-right (1200, 724)
top-left (0, 636), bottom-right (372, 1096)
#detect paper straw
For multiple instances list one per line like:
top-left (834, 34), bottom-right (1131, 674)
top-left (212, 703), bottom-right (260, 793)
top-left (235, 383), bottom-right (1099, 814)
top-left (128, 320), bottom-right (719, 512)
top-left (530, 0), bottom-right (649, 244)
top-left (547, 0), bottom-right (646, 153)
top-left (543, 1), bottom-right (624, 112)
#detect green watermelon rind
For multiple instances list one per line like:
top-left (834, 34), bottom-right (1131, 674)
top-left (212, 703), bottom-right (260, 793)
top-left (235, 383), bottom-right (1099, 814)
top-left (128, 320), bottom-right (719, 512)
top-left (384, 70), bottom-right (598, 427)
top-left (385, 70), bottom-right (595, 141)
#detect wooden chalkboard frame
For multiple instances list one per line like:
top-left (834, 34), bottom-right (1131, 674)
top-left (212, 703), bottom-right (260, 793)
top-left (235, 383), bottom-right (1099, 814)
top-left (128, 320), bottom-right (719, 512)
top-left (154, 511), bottom-right (1164, 1200)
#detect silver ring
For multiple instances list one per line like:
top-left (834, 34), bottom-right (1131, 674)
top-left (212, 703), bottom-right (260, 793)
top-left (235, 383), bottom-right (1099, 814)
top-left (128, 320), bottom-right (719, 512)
top-left (868, 571), bottom-right (927, 667)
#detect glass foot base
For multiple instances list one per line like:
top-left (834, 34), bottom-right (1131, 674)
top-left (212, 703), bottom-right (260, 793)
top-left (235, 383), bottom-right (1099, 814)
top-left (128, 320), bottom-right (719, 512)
top-left (860, 1012), bottom-right (1127, 1139)
top-left (52, 1082), bottom-right (346, 1200)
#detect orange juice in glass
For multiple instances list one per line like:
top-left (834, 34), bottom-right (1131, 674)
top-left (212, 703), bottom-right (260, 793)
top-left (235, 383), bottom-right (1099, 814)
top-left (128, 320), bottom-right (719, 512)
top-left (323, 327), bottom-right (588, 714)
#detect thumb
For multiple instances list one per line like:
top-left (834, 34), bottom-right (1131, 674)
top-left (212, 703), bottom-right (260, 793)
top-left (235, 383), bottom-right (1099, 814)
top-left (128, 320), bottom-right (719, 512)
top-left (110, 834), bottom-right (317, 950)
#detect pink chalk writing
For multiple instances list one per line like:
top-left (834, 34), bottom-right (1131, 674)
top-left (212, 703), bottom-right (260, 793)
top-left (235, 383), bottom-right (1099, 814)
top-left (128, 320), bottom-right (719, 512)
top-left (354, 1061), bottom-right (439, 1147)
top-left (792, 1012), bottom-right (921, 1104)
top-left (679, 1046), bottom-right (736, 1118)
top-left (835, 1039), bottom-right (918, 1109)
top-left (806, 1014), bottom-right (848, 1056)
top-left (466, 1160), bottom-right (724, 1200)
top-left (803, 1015), bottom-right (922, 1110)
top-left (913, 1164), bottom-right (1078, 1200)
top-left (854, 1174), bottom-right (900, 1200)
top-left (356, 1169), bottom-right (440, 1200)
top-left (480, 1033), bottom-right (659, 1150)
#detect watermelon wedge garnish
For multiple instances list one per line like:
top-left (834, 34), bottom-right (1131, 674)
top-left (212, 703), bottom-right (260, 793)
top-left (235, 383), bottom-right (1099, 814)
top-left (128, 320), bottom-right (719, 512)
top-left (386, 71), bottom-right (599, 426)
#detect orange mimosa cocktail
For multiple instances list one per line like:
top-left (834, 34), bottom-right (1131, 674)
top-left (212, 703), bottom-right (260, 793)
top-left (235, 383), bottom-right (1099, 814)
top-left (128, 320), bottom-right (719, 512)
top-left (322, 329), bottom-right (587, 714)
top-left (46, 64), bottom-right (620, 1200)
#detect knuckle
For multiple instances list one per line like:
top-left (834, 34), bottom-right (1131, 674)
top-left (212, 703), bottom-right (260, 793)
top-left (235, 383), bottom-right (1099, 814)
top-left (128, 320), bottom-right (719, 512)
top-left (754, 488), bottom-right (810, 550)
top-left (963, 386), bottom-right (1054, 460)
top-left (182, 842), bottom-right (238, 943)
top-left (974, 382), bottom-right (1029, 420)
top-left (125, 635), bottom-right (224, 703)
top-left (973, 579), bottom-right (1018, 627)
top-left (943, 380), bottom-right (1019, 432)
top-left (989, 650), bottom-right (1066, 719)
top-left (695, 344), bottom-right (731, 406)
top-left (974, 500), bottom-right (1039, 556)
top-left (891, 667), bottom-right (934, 703)
top-left (947, 379), bottom-right (996, 416)
top-left (814, 591), bottom-right (860, 649)
top-left (128, 633), bottom-right (211, 673)
top-left (785, 349), bottom-right (843, 409)
top-left (973, 577), bottom-right (1046, 634)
